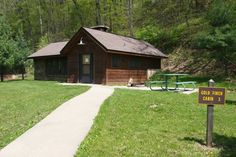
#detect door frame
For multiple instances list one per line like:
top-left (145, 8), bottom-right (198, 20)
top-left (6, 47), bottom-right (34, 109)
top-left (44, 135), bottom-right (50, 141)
top-left (79, 53), bottom-right (93, 83)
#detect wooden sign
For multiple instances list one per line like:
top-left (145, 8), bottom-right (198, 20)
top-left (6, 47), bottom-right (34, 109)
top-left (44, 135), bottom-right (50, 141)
top-left (199, 87), bottom-right (225, 105)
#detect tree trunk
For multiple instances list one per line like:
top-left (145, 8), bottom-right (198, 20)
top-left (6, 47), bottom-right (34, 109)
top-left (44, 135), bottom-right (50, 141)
top-left (185, 14), bottom-right (190, 27)
top-left (103, 0), bottom-right (107, 25)
top-left (21, 65), bottom-right (25, 80)
top-left (72, 0), bottom-right (84, 26)
top-left (39, 6), bottom-right (43, 35)
top-left (109, 3), bottom-right (113, 31)
top-left (224, 59), bottom-right (229, 77)
top-left (0, 65), bottom-right (3, 82)
top-left (195, 0), bottom-right (208, 11)
top-left (0, 72), bottom-right (3, 82)
top-left (127, 0), bottom-right (134, 37)
top-left (96, 0), bottom-right (101, 25)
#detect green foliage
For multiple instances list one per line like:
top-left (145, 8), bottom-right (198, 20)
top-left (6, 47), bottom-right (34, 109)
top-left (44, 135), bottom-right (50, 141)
top-left (13, 29), bottom-right (30, 73)
top-left (0, 16), bottom-right (15, 73)
top-left (37, 33), bottom-right (50, 49)
top-left (189, 0), bottom-right (236, 76)
top-left (0, 0), bottom-right (235, 77)
top-left (136, 25), bottom-right (184, 53)
top-left (0, 15), bottom-right (29, 79)
top-left (193, 25), bottom-right (236, 51)
top-left (207, 0), bottom-right (236, 27)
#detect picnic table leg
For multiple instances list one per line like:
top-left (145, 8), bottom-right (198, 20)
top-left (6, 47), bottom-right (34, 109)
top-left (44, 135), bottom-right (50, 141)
top-left (192, 82), bottom-right (196, 90)
top-left (165, 76), bottom-right (168, 90)
top-left (175, 75), bottom-right (179, 89)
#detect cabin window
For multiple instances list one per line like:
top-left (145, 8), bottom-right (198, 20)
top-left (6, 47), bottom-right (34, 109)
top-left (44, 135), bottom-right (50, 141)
top-left (129, 57), bottom-right (141, 68)
top-left (82, 55), bottom-right (90, 64)
top-left (46, 57), bottom-right (67, 75)
top-left (112, 55), bottom-right (121, 68)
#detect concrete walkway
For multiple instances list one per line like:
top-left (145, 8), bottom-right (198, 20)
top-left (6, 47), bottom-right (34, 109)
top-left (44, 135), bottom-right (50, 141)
top-left (0, 86), bottom-right (114, 157)
top-left (61, 83), bottom-right (198, 95)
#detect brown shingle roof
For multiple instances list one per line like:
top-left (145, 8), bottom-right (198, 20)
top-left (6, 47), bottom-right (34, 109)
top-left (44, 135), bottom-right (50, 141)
top-left (28, 27), bottom-right (167, 58)
top-left (83, 27), bottom-right (167, 58)
top-left (28, 42), bottom-right (67, 58)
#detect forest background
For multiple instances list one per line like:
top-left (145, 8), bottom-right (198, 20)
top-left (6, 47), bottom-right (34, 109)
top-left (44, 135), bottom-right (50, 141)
top-left (0, 0), bottom-right (235, 80)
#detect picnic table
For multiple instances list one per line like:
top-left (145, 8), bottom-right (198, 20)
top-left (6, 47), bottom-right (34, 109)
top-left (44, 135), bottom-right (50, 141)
top-left (149, 73), bottom-right (196, 91)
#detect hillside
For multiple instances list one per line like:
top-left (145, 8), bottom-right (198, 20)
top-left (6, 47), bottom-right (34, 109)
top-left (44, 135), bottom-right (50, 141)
top-left (0, 0), bottom-right (235, 78)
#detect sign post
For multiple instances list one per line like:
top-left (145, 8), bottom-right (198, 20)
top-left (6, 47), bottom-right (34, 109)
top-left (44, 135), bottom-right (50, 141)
top-left (198, 79), bottom-right (225, 147)
top-left (206, 79), bottom-right (215, 147)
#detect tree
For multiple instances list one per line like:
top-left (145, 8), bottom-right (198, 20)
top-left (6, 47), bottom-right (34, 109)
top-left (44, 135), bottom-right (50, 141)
top-left (13, 29), bottom-right (30, 80)
top-left (192, 25), bottom-right (236, 76)
top-left (0, 16), bottom-right (14, 82)
top-left (0, 15), bottom-right (29, 81)
top-left (192, 0), bottom-right (236, 76)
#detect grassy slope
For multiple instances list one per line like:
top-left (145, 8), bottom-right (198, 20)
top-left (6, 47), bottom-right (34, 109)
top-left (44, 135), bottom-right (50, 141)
top-left (0, 80), bottom-right (89, 148)
top-left (159, 17), bottom-right (236, 77)
top-left (76, 89), bottom-right (236, 157)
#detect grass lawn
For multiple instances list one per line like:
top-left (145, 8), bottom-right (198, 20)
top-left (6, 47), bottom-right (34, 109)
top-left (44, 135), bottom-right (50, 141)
top-left (0, 80), bottom-right (89, 149)
top-left (76, 89), bottom-right (236, 157)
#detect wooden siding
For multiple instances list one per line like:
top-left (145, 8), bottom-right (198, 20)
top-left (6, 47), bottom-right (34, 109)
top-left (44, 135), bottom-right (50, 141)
top-left (106, 53), bottom-right (161, 85)
top-left (106, 69), bottom-right (147, 85)
top-left (66, 30), bottom-right (107, 84)
top-left (34, 58), bottom-right (46, 80)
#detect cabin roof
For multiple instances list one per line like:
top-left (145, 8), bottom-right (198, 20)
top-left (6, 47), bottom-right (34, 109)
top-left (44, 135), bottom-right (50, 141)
top-left (83, 28), bottom-right (167, 58)
top-left (28, 42), bottom-right (67, 58)
top-left (28, 27), bottom-right (167, 58)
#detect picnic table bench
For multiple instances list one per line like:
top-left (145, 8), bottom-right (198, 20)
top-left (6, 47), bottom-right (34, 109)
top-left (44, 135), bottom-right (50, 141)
top-left (149, 81), bottom-right (166, 91)
top-left (174, 81), bottom-right (196, 90)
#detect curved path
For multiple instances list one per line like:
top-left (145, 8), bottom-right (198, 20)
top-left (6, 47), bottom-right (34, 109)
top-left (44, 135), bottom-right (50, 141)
top-left (0, 86), bottom-right (114, 157)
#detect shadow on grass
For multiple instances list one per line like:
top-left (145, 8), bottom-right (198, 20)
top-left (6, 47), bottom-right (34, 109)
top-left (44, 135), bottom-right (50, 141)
top-left (182, 133), bottom-right (236, 157)
top-left (226, 100), bottom-right (236, 105)
top-left (214, 134), bottom-right (236, 157)
top-left (182, 137), bottom-right (205, 145)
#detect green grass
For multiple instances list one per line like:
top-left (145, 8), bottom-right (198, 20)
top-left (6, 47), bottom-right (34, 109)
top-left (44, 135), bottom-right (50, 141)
top-left (0, 80), bottom-right (89, 148)
top-left (76, 89), bottom-right (236, 157)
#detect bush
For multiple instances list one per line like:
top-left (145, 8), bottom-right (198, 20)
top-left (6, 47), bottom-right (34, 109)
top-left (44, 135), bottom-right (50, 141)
top-left (136, 25), bottom-right (184, 53)
top-left (207, 0), bottom-right (236, 27)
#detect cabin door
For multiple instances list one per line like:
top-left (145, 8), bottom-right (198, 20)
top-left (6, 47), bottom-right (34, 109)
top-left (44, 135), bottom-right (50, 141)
top-left (79, 54), bottom-right (93, 83)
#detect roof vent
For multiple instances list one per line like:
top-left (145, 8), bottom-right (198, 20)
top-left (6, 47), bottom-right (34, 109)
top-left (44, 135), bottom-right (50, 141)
top-left (90, 25), bottom-right (109, 32)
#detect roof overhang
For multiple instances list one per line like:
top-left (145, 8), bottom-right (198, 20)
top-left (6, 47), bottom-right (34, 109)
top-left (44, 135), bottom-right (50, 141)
top-left (107, 50), bottom-right (168, 59)
top-left (27, 54), bottom-right (63, 59)
top-left (28, 41), bottom-right (68, 59)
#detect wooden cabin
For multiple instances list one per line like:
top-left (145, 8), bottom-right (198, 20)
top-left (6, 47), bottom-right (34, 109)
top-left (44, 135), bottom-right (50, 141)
top-left (28, 26), bottom-right (167, 85)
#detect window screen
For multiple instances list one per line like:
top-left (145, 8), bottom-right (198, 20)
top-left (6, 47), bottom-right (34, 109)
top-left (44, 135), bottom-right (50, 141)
top-left (112, 55), bottom-right (121, 68)
top-left (129, 57), bottom-right (141, 68)
top-left (46, 57), bottom-right (67, 75)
